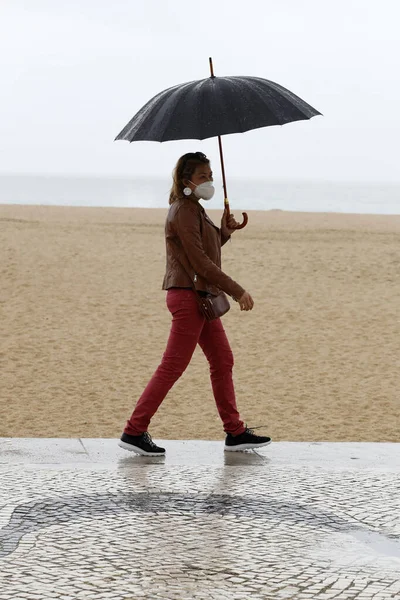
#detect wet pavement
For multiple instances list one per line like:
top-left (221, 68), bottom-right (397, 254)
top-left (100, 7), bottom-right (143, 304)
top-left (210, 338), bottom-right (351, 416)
top-left (0, 439), bottom-right (399, 600)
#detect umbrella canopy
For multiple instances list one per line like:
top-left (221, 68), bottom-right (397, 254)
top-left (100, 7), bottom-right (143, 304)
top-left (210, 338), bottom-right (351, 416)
top-left (115, 75), bottom-right (321, 143)
top-left (116, 60), bottom-right (321, 229)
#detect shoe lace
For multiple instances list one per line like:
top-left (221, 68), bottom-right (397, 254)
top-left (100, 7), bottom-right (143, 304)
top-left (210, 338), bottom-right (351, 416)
top-left (245, 425), bottom-right (268, 435)
top-left (143, 432), bottom-right (158, 448)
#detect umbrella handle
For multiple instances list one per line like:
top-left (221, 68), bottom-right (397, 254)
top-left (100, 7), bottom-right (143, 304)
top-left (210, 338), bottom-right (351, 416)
top-left (224, 198), bottom-right (248, 230)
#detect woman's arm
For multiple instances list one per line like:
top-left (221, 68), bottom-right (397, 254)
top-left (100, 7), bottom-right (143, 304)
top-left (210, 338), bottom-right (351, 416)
top-left (175, 203), bottom-right (245, 299)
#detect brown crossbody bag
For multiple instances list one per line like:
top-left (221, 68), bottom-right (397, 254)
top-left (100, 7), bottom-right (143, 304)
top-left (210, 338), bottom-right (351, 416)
top-left (171, 242), bottom-right (230, 321)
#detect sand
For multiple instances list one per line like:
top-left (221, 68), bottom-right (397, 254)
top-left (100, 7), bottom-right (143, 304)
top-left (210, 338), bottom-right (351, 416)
top-left (1, 204), bottom-right (399, 442)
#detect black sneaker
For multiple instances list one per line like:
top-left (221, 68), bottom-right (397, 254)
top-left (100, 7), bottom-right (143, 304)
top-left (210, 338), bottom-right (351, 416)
top-left (118, 432), bottom-right (165, 456)
top-left (224, 427), bottom-right (272, 452)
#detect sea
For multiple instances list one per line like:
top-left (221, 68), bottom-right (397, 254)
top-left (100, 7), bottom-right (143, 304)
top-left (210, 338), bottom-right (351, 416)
top-left (0, 174), bottom-right (399, 215)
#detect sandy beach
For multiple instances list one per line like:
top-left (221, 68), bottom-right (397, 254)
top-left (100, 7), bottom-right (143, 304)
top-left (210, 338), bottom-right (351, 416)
top-left (1, 204), bottom-right (399, 441)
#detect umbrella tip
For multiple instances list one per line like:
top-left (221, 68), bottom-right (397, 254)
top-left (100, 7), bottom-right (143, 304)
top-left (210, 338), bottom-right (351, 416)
top-left (209, 57), bottom-right (215, 78)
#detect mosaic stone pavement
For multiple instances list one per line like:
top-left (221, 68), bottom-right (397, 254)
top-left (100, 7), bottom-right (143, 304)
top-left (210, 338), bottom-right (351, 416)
top-left (0, 439), bottom-right (399, 600)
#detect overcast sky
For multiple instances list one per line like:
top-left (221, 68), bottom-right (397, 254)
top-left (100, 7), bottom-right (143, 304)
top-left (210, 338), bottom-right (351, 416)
top-left (1, 0), bottom-right (399, 181)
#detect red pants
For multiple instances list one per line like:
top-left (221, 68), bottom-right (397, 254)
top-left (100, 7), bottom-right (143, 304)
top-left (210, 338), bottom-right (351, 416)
top-left (124, 288), bottom-right (245, 436)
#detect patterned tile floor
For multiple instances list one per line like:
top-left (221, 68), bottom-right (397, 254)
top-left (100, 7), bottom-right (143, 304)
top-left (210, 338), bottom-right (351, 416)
top-left (0, 439), bottom-right (399, 600)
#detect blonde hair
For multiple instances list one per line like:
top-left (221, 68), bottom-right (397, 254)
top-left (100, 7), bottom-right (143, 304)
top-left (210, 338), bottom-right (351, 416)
top-left (169, 152), bottom-right (210, 205)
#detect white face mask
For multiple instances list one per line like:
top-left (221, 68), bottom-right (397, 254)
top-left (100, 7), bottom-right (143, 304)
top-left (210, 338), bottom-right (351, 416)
top-left (191, 181), bottom-right (215, 201)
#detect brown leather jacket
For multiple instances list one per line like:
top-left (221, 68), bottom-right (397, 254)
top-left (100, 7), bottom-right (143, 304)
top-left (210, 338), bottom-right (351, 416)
top-left (162, 198), bottom-right (245, 300)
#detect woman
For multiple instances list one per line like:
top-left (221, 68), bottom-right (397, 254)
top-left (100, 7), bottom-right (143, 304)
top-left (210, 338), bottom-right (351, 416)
top-left (119, 151), bottom-right (271, 455)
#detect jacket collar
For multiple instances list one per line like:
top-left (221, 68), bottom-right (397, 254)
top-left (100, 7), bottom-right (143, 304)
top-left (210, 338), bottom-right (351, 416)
top-left (179, 197), bottom-right (219, 232)
top-left (190, 199), bottom-right (219, 231)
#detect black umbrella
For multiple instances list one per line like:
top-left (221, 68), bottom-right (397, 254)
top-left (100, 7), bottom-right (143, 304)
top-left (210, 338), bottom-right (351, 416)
top-left (116, 58), bottom-right (321, 228)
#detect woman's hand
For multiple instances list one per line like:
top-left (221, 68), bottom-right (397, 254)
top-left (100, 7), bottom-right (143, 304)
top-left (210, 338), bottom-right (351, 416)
top-left (238, 291), bottom-right (254, 311)
top-left (221, 208), bottom-right (241, 237)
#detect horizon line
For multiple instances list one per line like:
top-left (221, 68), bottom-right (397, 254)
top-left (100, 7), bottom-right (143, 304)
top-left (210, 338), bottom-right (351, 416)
top-left (1, 172), bottom-right (400, 185)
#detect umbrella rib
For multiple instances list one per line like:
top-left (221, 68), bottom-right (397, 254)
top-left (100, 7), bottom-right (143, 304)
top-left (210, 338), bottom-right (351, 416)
top-left (257, 77), bottom-right (321, 116)
top-left (115, 85), bottom-right (177, 140)
top-left (142, 83), bottom-right (193, 141)
top-left (159, 80), bottom-right (205, 142)
top-left (247, 77), bottom-right (319, 122)
top-left (215, 78), bottom-right (249, 135)
top-left (222, 77), bottom-right (262, 133)
top-left (234, 77), bottom-right (287, 127)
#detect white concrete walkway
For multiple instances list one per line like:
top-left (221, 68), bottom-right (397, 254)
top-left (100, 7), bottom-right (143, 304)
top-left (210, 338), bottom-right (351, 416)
top-left (0, 439), bottom-right (399, 600)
